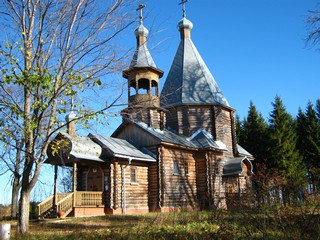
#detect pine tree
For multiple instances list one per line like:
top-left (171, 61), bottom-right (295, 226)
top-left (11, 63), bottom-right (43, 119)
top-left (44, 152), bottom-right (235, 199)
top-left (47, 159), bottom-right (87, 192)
top-left (297, 102), bottom-right (320, 192)
top-left (269, 96), bottom-right (306, 204)
top-left (240, 101), bottom-right (269, 167)
top-left (316, 99), bottom-right (320, 123)
top-left (239, 101), bottom-right (271, 203)
top-left (235, 114), bottom-right (242, 144)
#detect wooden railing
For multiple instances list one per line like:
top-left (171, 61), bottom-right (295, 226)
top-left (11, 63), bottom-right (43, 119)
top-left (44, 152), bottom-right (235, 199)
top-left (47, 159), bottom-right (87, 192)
top-left (56, 193), bottom-right (74, 216)
top-left (38, 195), bottom-right (54, 217)
top-left (37, 193), bottom-right (70, 217)
top-left (38, 191), bottom-right (104, 218)
top-left (75, 191), bottom-right (104, 206)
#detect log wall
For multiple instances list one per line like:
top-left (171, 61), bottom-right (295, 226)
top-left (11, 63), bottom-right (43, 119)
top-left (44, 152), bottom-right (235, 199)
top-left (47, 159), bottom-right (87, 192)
top-left (213, 106), bottom-right (235, 158)
top-left (159, 146), bottom-right (198, 210)
top-left (165, 105), bottom-right (236, 158)
top-left (109, 160), bottom-right (149, 213)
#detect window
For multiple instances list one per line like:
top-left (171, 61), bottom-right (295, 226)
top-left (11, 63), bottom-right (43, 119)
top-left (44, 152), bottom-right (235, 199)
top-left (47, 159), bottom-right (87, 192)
top-left (130, 168), bottom-right (137, 183)
top-left (184, 162), bottom-right (189, 176)
top-left (173, 160), bottom-right (179, 175)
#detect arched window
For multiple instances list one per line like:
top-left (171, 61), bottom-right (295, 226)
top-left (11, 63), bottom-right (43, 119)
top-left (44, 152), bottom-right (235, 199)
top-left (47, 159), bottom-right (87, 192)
top-left (129, 80), bottom-right (137, 96)
top-left (151, 80), bottom-right (158, 96)
top-left (138, 78), bottom-right (149, 94)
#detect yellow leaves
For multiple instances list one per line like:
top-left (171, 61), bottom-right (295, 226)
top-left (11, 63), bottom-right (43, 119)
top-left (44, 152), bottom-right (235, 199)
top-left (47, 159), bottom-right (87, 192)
top-left (50, 137), bottom-right (71, 157)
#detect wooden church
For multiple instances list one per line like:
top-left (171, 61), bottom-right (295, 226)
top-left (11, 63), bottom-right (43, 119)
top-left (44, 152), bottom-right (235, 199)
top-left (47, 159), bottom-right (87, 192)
top-left (40, 3), bottom-right (253, 218)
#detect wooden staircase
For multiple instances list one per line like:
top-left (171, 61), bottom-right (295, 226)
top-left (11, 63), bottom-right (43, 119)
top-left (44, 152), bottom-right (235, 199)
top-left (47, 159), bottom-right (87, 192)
top-left (38, 191), bottom-right (104, 219)
top-left (38, 193), bottom-right (74, 219)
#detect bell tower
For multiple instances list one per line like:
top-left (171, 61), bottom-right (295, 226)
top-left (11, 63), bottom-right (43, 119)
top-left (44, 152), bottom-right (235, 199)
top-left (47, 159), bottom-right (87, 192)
top-left (121, 4), bottom-right (165, 129)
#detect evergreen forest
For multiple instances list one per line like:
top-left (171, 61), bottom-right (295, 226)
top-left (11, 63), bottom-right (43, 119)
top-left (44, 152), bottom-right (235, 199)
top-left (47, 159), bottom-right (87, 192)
top-left (237, 95), bottom-right (320, 206)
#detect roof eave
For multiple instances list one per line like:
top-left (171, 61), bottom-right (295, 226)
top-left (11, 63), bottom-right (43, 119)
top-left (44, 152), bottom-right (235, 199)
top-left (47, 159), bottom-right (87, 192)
top-left (161, 102), bottom-right (235, 112)
top-left (122, 66), bottom-right (164, 78)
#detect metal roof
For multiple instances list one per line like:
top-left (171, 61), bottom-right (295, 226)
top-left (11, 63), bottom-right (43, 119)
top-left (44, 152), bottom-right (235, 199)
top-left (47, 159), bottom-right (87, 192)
top-left (129, 23), bottom-right (157, 69)
top-left (46, 132), bottom-right (104, 164)
top-left (69, 135), bottom-right (104, 162)
top-left (160, 17), bottom-right (229, 108)
top-left (222, 157), bottom-right (253, 176)
top-left (134, 121), bottom-right (196, 148)
top-left (89, 133), bottom-right (156, 162)
top-left (237, 144), bottom-right (253, 157)
top-left (189, 128), bottom-right (226, 150)
top-left (121, 121), bottom-right (227, 151)
top-left (129, 44), bottom-right (157, 69)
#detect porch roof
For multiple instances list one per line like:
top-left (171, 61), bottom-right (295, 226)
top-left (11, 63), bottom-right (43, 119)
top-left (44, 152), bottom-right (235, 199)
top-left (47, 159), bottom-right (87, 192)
top-left (89, 134), bottom-right (156, 162)
top-left (46, 132), bottom-right (156, 166)
top-left (46, 132), bottom-right (105, 166)
top-left (222, 157), bottom-right (253, 176)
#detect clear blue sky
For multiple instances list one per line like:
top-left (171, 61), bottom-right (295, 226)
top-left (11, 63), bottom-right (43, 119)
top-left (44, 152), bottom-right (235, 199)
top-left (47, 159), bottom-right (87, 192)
top-left (100, 0), bottom-right (320, 134)
top-left (1, 0), bottom-right (319, 204)
top-left (146, 0), bottom-right (320, 120)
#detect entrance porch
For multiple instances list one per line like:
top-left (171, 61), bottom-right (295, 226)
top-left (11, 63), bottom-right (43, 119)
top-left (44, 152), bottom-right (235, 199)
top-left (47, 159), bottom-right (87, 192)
top-left (38, 191), bottom-right (105, 218)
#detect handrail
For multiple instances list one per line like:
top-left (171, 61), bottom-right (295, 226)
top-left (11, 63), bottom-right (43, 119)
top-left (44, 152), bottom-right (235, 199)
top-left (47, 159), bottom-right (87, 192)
top-left (37, 193), bottom-right (70, 217)
top-left (37, 195), bottom-right (54, 217)
top-left (38, 191), bottom-right (104, 218)
top-left (75, 191), bottom-right (104, 206)
top-left (56, 193), bottom-right (74, 216)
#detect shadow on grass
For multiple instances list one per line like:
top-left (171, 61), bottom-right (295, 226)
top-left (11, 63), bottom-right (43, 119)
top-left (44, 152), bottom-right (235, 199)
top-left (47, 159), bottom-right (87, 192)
top-left (18, 208), bottom-right (320, 240)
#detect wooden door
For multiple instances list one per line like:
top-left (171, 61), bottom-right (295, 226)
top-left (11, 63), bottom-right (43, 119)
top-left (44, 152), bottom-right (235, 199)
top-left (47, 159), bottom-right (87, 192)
top-left (87, 166), bottom-right (104, 191)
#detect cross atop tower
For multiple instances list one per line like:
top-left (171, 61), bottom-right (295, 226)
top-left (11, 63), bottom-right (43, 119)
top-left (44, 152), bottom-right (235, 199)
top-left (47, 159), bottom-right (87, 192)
top-left (179, 0), bottom-right (189, 18)
top-left (136, 4), bottom-right (145, 24)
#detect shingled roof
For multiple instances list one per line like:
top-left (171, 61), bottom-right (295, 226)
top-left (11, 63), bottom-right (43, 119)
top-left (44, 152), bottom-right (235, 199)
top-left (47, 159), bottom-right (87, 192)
top-left (160, 17), bottom-right (229, 108)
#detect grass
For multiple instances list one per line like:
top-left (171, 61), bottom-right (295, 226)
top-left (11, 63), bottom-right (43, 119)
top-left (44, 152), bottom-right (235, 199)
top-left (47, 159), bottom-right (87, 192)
top-left (3, 207), bottom-right (320, 240)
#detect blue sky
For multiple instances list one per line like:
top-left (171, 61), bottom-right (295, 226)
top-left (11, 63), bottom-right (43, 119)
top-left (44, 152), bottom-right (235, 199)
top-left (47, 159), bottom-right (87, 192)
top-left (1, 0), bottom-right (319, 204)
top-left (99, 0), bottom-right (320, 134)
top-left (146, 0), bottom-right (320, 120)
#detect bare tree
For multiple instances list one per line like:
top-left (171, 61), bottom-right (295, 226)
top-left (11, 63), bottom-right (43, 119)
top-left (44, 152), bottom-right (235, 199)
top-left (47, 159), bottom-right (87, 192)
top-left (0, 132), bottom-right (23, 219)
top-left (0, 0), bottom-right (136, 234)
top-left (306, 4), bottom-right (320, 49)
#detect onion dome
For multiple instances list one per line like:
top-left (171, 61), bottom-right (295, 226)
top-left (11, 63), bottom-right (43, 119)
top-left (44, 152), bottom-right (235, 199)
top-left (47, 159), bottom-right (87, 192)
top-left (135, 24), bottom-right (149, 38)
top-left (178, 17), bottom-right (193, 31)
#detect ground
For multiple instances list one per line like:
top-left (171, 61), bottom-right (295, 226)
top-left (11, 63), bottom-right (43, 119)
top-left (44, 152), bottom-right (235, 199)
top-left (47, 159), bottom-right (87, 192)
top-left (1, 206), bottom-right (320, 239)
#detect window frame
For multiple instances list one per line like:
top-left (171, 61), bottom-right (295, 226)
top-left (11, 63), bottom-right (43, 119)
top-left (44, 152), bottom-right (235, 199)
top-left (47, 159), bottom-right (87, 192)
top-left (173, 160), bottom-right (180, 175)
top-left (130, 167), bottom-right (137, 184)
top-left (184, 162), bottom-right (189, 176)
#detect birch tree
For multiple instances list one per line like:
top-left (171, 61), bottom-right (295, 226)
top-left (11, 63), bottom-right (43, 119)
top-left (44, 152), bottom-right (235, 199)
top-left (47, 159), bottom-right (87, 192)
top-left (0, 0), bottom-right (136, 234)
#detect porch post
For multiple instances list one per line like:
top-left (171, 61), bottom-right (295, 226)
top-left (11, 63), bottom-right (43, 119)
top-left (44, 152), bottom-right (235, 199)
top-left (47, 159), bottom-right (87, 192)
top-left (53, 165), bottom-right (58, 208)
top-left (73, 162), bottom-right (77, 207)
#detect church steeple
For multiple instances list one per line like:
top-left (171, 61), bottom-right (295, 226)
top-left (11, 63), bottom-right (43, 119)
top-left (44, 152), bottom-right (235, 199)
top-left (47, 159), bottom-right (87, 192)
top-left (160, 1), bottom-right (229, 108)
top-left (178, 0), bottom-right (193, 39)
top-left (121, 4), bottom-right (165, 130)
top-left (160, 1), bottom-right (237, 156)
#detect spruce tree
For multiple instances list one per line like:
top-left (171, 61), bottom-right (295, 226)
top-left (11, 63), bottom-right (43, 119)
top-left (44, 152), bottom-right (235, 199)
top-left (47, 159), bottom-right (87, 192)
top-left (240, 101), bottom-right (269, 167)
top-left (316, 99), bottom-right (320, 123)
top-left (235, 114), bottom-right (242, 144)
top-left (239, 101), bottom-right (270, 203)
top-left (297, 102), bottom-right (320, 192)
top-left (269, 96), bottom-right (306, 204)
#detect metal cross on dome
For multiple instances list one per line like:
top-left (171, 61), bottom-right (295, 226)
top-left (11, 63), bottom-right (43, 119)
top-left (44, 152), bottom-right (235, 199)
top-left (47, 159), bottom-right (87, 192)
top-left (136, 3), bottom-right (145, 24)
top-left (179, 0), bottom-right (189, 18)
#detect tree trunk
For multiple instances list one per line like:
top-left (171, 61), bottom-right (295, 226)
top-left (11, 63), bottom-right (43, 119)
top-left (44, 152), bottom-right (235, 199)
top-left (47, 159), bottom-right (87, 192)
top-left (17, 190), bottom-right (31, 234)
top-left (11, 176), bottom-right (20, 219)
